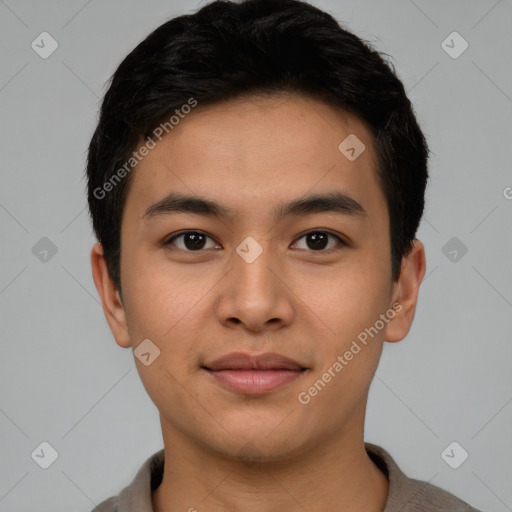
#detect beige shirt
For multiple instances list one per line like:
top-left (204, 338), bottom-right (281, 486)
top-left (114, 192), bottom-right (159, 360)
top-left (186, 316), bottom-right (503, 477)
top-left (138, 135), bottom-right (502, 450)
top-left (94, 443), bottom-right (481, 512)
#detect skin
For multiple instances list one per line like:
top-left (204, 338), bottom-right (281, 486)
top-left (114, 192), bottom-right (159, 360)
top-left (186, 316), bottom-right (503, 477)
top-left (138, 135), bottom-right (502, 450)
top-left (91, 93), bottom-right (426, 512)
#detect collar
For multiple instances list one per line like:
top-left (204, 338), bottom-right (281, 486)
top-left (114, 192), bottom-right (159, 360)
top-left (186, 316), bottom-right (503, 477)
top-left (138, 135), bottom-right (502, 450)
top-left (107, 443), bottom-right (475, 512)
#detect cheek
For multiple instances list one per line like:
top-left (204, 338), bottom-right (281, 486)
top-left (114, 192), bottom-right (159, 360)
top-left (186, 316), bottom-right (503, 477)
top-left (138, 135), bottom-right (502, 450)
top-left (304, 262), bottom-right (391, 341)
top-left (298, 271), bottom-right (390, 408)
top-left (120, 251), bottom-right (204, 343)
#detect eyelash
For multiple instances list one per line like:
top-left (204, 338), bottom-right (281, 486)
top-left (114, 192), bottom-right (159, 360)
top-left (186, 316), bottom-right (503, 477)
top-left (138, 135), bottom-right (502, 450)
top-left (164, 230), bottom-right (346, 254)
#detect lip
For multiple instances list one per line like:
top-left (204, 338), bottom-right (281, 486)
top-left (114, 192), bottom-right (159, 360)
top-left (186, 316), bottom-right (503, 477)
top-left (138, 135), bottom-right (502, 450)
top-left (204, 352), bottom-right (305, 371)
top-left (202, 352), bottom-right (307, 395)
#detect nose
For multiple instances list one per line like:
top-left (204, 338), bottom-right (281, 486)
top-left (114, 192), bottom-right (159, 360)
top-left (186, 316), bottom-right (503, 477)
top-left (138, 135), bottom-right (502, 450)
top-left (215, 240), bottom-right (295, 334)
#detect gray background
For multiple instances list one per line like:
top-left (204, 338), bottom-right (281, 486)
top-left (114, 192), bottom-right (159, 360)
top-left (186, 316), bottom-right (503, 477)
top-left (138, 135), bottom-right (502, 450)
top-left (0, 0), bottom-right (511, 511)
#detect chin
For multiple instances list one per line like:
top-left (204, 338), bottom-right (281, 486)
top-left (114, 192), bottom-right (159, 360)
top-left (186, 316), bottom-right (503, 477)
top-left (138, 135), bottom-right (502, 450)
top-left (201, 422), bottom-right (311, 464)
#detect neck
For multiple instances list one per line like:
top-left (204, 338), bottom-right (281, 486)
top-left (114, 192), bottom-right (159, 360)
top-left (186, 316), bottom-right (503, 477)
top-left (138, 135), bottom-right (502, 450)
top-left (152, 418), bottom-right (388, 512)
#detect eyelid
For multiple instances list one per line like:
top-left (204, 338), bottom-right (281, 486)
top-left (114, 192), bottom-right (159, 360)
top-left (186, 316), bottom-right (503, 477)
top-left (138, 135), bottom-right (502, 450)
top-left (164, 229), bottom-right (347, 252)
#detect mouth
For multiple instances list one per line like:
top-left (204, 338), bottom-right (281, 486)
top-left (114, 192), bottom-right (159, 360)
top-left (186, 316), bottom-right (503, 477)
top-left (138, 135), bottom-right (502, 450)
top-left (202, 352), bottom-right (308, 395)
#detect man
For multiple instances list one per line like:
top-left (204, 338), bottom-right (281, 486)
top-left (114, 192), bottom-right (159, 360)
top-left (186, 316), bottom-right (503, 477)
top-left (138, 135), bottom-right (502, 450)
top-left (87, 0), bottom-right (481, 510)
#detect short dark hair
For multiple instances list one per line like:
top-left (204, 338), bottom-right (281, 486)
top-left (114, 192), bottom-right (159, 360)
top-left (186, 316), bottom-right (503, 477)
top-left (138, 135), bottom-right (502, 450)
top-left (87, 0), bottom-right (429, 292)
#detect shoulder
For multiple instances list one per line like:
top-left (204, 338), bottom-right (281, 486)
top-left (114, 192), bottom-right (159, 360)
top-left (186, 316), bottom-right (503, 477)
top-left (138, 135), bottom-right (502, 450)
top-left (364, 443), bottom-right (482, 512)
top-left (90, 449), bottom-right (165, 512)
top-left (93, 495), bottom-right (118, 512)
top-left (405, 476), bottom-right (482, 512)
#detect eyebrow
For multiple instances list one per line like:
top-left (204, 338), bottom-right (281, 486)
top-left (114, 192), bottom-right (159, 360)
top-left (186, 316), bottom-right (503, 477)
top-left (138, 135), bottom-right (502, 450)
top-left (142, 191), bottom-right (366, 222)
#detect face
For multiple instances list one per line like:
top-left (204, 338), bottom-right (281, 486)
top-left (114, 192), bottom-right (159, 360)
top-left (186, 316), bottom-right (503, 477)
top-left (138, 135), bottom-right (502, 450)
top-left (93, 93), bottom-right (423, 461)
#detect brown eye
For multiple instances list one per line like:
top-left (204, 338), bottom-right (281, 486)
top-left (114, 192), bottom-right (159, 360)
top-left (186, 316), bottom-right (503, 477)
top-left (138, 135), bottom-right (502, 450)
top-left (293, 231), bottom-right (344, 252)
top-left (166, 231), bottom-right (219, 251)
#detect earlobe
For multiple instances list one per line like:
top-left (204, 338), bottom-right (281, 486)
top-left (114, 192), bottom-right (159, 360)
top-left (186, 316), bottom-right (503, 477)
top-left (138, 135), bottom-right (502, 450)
top-left (90, 242), bottom-right (131, 348)
top-left (385, 240), bottom-right (426, 343)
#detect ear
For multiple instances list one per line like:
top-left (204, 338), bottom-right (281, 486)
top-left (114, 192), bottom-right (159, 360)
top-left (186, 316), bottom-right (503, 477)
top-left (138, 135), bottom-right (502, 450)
top-left (385, 239), bottom-right (426, 343)
top-left (90, 242), bottom-right (131, 348)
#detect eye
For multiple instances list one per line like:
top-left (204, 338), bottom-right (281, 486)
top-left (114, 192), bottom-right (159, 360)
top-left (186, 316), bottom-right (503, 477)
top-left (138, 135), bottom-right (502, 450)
top-left (292, 230), bottom-right (345, 252)
top-left (164, 230), bottom-right (345, 253)
top-left (165, 231), bottom-right (220, 251)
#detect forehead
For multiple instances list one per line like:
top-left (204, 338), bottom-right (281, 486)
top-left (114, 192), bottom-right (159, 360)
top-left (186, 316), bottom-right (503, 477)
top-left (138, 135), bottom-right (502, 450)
top-left (122, 93), bottom-right (386, 224)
